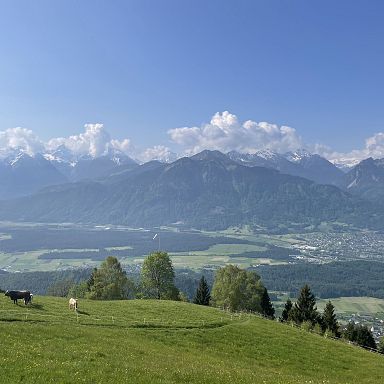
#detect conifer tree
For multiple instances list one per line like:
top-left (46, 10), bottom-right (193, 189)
top-left (260, 287), bottom-right (275, 319)
top-left (279, 298), bottom-right (293, 322)
top-left (193, 276), bottom-right (211, 306)
top-left (355, 325), bottom-right (376, 349)
top-left (290, 284), bottom-right (319, 325)
top-left (378, 337), bottom-right (384, 354)
top-left (322, 300), bottom-right (340, 336)
top-left (342, 322), bottom-right (377, 349)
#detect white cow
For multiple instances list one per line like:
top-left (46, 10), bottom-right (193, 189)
top-left (69, 298), bottom-right (78, 311)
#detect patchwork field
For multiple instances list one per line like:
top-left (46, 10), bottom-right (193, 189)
top-left (0, 295), bottom-right (383, 383)
top-left (0, 223), bottom-right (294, 272)
top-left (317, 297), bottom-right (384, 315)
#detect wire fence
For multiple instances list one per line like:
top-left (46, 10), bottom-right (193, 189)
top-left (1, 305), bottom-right (382, 355)
top-left (235, 309), bottom-right (384, 356)
top-left (0, 306), bottom-right (246, 329)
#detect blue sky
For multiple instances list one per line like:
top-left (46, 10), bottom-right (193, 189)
top-left (1, 0), bottom-right (384, 161)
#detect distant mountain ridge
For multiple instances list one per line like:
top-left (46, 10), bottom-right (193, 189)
top-left (2, 145), bottom-right (384, 227)
top-left (0, 147), bottom-right (138, 199)
top-left (0, 150), bottom-right (379, 231)
top-left (227, 149), bottom-right (344, 186)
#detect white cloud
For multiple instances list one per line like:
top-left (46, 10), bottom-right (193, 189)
top-left (137, 145), bottom-right (178, 163)
top-left (0, 127), bottom-right (44, 158)
top-left (2, 113), bottom-right (384, 168)
top-left (168, 111), bottom-right (302, 155)
top-left (0, 123), bottom-right (135, 160)
top-left (47, 123), bottom-right (129, 158)
top-left (315, 132), bottom-right (384, 168)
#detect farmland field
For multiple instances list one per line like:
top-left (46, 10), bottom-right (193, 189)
top-left (1, 295), bottom-right (384, 383)
top-left (0, 222), bottom-right (295, 272)
top-left (317, 297), bottom-right (384, 315)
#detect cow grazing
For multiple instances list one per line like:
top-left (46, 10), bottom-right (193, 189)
top-left (5, 290), bottom-right (31, 305)
top-left (69, 298), bottom-right (78, 311)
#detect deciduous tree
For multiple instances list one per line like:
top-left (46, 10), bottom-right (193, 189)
top-left (141, 251), bottom-right (178, 299)
top-left (87, 256), bottom-right (134, 300)
top-left (211, 265), bottom-right (264, 312)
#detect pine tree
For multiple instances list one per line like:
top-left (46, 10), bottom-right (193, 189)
top-left (193, 276), bottom-right (211, 306)
top-left (260, 287), bottom-right (275, 319)
top-left (279, 298), bottom-right (293, 322)
top-left (343, 322), bottom-right (376, 349)
top-left (343, 321), bottom-right (357, 341)
top-left (355, 325), bottom-right (377, 350)
top-left (291, 284), bottom-right (319, 325)
top-left (322, 300), bottom-right (340, 336)
top-left (378, 337), bottom-right (384, 354)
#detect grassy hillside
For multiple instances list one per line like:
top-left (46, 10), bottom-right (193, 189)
top-left (0, 296), bottom-right (383, 383)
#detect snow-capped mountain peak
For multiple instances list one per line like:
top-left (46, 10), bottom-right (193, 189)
top-left (284, 149), bottom-right (312, 163)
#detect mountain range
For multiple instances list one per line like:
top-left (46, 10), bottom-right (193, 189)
top-left (0, 149), bottom-right (382, 231)
top-left (0, 147), bottom-right (138, 199)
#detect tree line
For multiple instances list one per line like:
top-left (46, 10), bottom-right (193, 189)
top-left (66, 253), bottom-right (275, 319)
top-left (257, 260), bottom-right (384, 299)
top-left (279, 284), bottom-right (380, 351)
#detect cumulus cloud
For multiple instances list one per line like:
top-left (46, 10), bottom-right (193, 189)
top-left (0, 123), bottom-right (135, 160)
top-left (137, 145), bottom-right (178, 163)
top-left (168, 111), bottom-right (302, 155)
top-left (314, 132), bottom-right (384, 168)
top-left (47, 123), bottom-right (133, 158)
top-left (0, 127), bottom-right (45, 158)
top-left (3, 113), bottom-right (384, 168)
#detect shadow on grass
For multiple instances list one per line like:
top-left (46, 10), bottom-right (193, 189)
top-left (29, 303), bottom-right (44, 310)
top-left (76, 310), bottom-right (90, 316)
top-left (0, 318), bottom-right (47, 323)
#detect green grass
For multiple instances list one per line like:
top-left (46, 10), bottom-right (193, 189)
top-left (317, 297), bottom-right (384, 315)
top-left (0, 296), bottom-right (383, 383)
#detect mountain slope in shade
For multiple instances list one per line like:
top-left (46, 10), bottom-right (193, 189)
top-left (343, 157), bottom-right (384, 200)
top-left (0, 148), bottom-right (138, 199)
top-left (0, 150), bottom-right (377, 231)
top-left (285, 150), bottom-right (344, 186)
top-left (45, 146), bottom-right (138, 182)
top-left (0, 152), bottom-right (68, 199)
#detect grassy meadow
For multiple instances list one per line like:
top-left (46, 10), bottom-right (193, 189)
top-left (0, 295), bottom-right (383, 383)
top-left (317, 296), bottom-right (384, 315)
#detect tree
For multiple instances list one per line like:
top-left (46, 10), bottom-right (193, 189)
top-left (322, 301), bottom-right (340, 336)
top-left (193, 276), bottom-right (211, 306)
top-left (87, 256), bottom-right (134, 300)
top-left (211, 265), bottom-right (264, 312)
top-left (68, 281), bottom-right (89, 299)
top-left (290, 284), bottom-right (319, 325)
top-left (260, 287), bottom-right (275, 319)
top-left (343, 322), bottom-right (376, 349)
top-left (378, 337), bottom-right (384, 354)
top-left (47, 279), bottom-right (74, 297)
top-left (343, 321), bottom-right (357, 342)
top-left (279, 298), bottom-right (293, 322)
top-left (355, 325), bottom-right (376, 349)
top-left (141, 251), bottom-right (178, 299)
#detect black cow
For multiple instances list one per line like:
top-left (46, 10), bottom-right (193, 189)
top-left (4, 290), bottom-right (32, 305)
